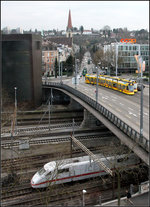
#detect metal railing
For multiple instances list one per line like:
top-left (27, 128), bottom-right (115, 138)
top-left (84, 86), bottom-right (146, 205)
top-left (43, 81), bottom-right (149, 153)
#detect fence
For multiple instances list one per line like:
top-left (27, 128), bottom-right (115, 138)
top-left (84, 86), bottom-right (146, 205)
top-left (43, 82), bottom-right (149, 153)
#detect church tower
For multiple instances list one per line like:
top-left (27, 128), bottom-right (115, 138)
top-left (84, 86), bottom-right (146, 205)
top-left (66, 10), bottom-right (73, 38)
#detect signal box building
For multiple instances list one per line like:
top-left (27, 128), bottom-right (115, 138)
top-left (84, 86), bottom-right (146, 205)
top-left (2, 34), bottom-right (42, 107)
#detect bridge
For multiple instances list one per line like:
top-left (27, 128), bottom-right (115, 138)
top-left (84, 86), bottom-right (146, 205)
top-left (43, 81), bottom-right (149, 165)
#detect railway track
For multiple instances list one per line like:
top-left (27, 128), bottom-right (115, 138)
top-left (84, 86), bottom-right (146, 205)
top-left (1, 177), bottom-right (139, 206)
top-left (1, 132), bottom-right (115, 148)
top-left (1, 124), bottom-right (109, 141)
top-left (17, 117), bottom-right (83, 126)
top-left (1, 121), bottom-right (82, 135)
top-left (2, 144), bottom-right (119, 172)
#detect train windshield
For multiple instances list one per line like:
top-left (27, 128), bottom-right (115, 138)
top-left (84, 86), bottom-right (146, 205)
top-left (134, 83), bottom-right (137, 89)
top-left (38, 167), bottom-right (46, 175)
top-left (128, 85), bottom-right (134, 92)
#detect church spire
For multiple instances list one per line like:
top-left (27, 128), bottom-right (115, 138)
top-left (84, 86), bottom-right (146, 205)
top-left (66, 10), bottom-right (73, 38)
top-left (67, 9), bottom-right (72, 30)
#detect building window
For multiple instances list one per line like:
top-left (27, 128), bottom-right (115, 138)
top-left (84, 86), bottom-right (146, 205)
top-left (51, 58), bottom-right (53, 62)
top-left (36, 41), bottom-right (41, 50)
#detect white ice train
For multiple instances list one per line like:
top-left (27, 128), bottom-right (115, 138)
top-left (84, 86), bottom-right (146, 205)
top-left (31, 153), bottom-right (140, 188)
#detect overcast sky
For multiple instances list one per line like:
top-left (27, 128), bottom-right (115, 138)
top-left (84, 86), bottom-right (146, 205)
top-left (1, 1), bottom-right (149, 31)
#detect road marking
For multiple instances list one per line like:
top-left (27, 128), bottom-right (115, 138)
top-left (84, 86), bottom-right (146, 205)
top-left (125, 114), bottom-right (131, 119)
top-left (102, 96), bottom-right (108, 100)
top-left (116, 108), bottom-right (121, 112)
top-left (111, 96), bottom-right (117, 99)
top-left (119, 103), bottom-right (124, 106)
top-left (128, 107), bottom-right (133, 111)
top-left (128, 111), bottom-right (137, 117)
top-left (108, 104), bottom-right (112, 107)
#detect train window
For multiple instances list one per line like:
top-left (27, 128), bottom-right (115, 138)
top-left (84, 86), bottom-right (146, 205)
top-left (117, 157), bottom-right (129, 162)
top-left (58, 168), bottom-right (69, 174)
top-left (73, 159), bottom-right (79, 163)
top-left (46, 171), bottom-right (51, 177)
top-left (117, 158), bottom-right (124, 162)
top-left (38, 168), bottom-right (46, 175)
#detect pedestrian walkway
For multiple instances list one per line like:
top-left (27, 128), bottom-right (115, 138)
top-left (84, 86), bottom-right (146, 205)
top-left (101, 191), bottom-right (149, 206)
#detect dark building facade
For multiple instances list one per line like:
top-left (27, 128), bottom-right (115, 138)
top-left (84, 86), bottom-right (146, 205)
top-left (2, 34), bottom-right (42, 107)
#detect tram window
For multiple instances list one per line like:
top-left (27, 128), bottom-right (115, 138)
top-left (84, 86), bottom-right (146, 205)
top-left (58, 168), bottom-right (69, 174)
top-left (123, 85), bottom-right (125, 89)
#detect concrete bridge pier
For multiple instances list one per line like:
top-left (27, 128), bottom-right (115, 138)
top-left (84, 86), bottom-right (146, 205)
top-left (80, 109), bottom-right (101, 128)
top-left (68, 98), bottom-right (83, 110)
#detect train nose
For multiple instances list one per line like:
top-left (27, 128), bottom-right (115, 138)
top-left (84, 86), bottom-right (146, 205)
top-left (31, 173), bottom-right (40, 188)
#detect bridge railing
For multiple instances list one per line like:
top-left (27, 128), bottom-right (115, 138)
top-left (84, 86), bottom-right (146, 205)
top-left (43, 82), bottom-right (149, 153)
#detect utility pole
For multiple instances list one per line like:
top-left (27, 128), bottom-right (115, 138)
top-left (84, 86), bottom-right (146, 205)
top-left (140, 61), bottom-right (143, 140)
top-left (72, 118), bottom-right (75, 137)
top-left (75, 59), bottom-right (77, 89)
top-left (134, 54), bottom-right (143, 140)
top-left (58, 50), bottom-right (60, 80)
top-left (96, 67), bottom-right (98, 104)
top-left (48, 88), bottom-right (53, 131)
top-left (14, 87), bottom-right (17, 134)
top-left (61, 61), bottom-right (63, 84)
top-left (48, 97), bottom-right (50, 131)
top-left (115, 43), bottom-right (118, 77)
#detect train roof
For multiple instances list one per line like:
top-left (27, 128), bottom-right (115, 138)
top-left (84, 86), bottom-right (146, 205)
top-left (44, 161), bottom-right (56, 172)
top-left (42, 153), bottom-right (136, 172)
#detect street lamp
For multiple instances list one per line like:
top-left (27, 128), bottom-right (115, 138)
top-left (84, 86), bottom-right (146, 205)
top-left (61, 61), bottom-right (63, 84)
top-left (14, 87), bottom-right (17, 134)
top-left (48, 88), bottom-right (53, 131)
top-left (75, 59), bottom-right (79, 89)
top-left (115, 43), bottom-right (118, 77)
top-left (96, 67), bottom-right (99, 104)
top-left (58, 48), bottom-right (63, 83)
top-left (140, 60), bottom-right (144, 139)
top-left (82, 189), bottom-right (87, 206)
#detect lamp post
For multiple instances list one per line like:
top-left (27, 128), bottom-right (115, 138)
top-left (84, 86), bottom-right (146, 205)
top-left (82, 189), bottom-right (87, 206)
top-left (96, 67), bottom-right (98, 104)
top-left (140, 61), bottom-right (143, 139)
top-left (61, 61), bottom-right (63, 84)
top-left (58, 51), bottom-right (60, 78)
top-left (115, 43), bottom-right (118, 77)
top-left (14, 87), bottom-right (17, 134)
top-left (75, 59), bottom-right (79, 89)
